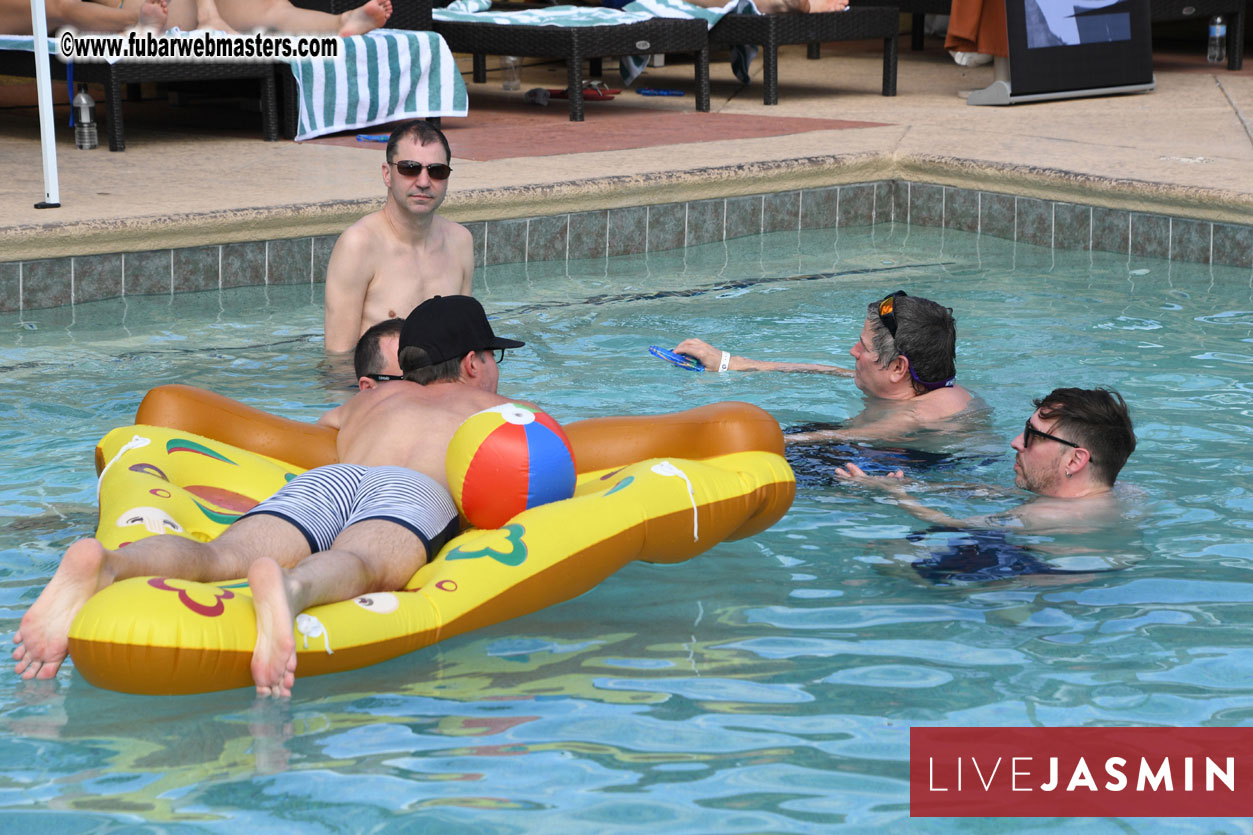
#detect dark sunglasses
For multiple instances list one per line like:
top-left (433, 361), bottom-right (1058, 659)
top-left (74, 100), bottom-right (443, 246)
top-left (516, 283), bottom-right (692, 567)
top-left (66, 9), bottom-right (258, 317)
top-left (389, 160), bottom-right (452, 180)
top-left (488, 348), bottom-right (506, 364)
top-left (1023, 418), bottom-right (1080, 450)
top-left (877, 290), bottom-right (907, 338)
top-left (363, 373), bottom-right (405, 382)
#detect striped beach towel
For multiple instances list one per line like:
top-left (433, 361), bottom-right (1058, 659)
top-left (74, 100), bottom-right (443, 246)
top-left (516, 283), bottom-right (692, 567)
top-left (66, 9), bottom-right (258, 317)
top-left (435, 0), bottom-right (759, 85)
top-left (287, 30), bottom-right (467, 141)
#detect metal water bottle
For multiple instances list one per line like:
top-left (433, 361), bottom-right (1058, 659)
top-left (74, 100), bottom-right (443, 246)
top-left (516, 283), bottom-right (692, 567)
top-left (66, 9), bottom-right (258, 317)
top-left (1207, 15), bottom-right (1226, 64)
top-left (73, 85), bottom-right (98, 150)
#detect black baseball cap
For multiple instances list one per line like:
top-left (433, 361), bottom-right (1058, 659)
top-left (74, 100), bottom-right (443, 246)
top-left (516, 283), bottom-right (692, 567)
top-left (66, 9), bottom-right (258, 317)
top-left (399, 295), bottom-right (525, 368)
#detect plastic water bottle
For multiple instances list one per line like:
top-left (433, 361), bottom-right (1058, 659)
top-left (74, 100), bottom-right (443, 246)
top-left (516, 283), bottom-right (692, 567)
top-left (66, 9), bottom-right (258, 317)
top-left (1207, 15), bottom-right (1226, 64)
top-left (73, 85), bottom-right (98, 150)
top-left (500, 56), bottom-right (521, 91)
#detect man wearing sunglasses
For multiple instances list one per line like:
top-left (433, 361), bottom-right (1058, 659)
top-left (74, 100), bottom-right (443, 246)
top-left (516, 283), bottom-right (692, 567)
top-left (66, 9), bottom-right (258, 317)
top-left (834, 388), bottom-right (1136, 580)
top-left (16, 296), bottom-right (529, 696)
top-left (323, 120), bottom-right (474, 355)
top-left (673, 291), bottom-right (974, 443)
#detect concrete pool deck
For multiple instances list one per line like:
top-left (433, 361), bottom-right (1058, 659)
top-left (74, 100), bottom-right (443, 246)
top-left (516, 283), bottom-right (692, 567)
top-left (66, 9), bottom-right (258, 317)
top-left (1, 36), bottom-right (1251, 262)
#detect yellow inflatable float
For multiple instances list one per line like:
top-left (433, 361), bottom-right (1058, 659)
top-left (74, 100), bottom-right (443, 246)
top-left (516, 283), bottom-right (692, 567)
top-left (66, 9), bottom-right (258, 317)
top-left (68, 386), bottom-right (795, 695)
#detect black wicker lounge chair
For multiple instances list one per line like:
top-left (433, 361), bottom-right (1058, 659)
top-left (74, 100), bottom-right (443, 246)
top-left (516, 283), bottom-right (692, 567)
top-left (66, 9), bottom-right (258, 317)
top-left (432, 13), bottom-right (712, 120)
top-left (707, 5), bottom-right (899, 105)
top-left (0, 49), bottom-right (278, 151)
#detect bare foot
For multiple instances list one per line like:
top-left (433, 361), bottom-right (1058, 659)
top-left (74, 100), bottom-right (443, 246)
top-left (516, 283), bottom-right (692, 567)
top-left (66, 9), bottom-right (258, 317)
top-left (807, 0), bottom-right (848, 11)
top-left (13, 539), bottom-right (114, 681)
top-left (138, 0), bottom-right (168, 31)
top-left (248, 558), bottom-right (297, 699)
top-left (338, 0), bottom-right (391, 37)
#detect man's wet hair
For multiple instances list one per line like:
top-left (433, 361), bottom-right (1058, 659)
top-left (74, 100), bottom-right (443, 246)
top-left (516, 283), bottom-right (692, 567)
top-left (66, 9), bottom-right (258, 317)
top-left (386, 120), bottom-right (451, 165)
top-left (1034, 387), bottom-right (1136, 486)
top-left (354, 318), bottom-right (403, 379)
top-left (399, 346), bottom-right (491, 385)
top-left (866, 295), bottom-right (957, 393)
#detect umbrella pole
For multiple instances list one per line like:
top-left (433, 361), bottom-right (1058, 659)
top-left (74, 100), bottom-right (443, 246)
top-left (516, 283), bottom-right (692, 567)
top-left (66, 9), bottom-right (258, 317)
top-left (31, 0), bottom-right (62, 209)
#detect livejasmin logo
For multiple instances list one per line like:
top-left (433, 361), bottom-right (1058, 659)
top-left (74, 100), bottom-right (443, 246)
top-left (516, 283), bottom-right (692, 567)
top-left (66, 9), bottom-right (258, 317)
top-left (910, 727), bottom-right (1253, 817)
top-left (927, 752), bottom-right (1234, 793)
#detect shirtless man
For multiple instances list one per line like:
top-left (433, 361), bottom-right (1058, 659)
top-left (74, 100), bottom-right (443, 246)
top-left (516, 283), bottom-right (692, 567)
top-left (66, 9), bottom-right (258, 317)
top-left (323, 121), bottom-right (475, 355)
top-left (123, 0), bottom-right (390, 36)
top-left (674, 291), bottom-right (975, 444)
top-left (2, 0), bottom-right (166, 35)
top-left (13, 295), bottom-right (524, 697)
top-left (836, 387), bottom-right (1136, 543)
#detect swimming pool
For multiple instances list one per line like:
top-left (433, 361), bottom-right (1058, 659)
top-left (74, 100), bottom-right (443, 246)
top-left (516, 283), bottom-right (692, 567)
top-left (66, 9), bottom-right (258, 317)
top-left (1, 222), bottom-right (1250, 829)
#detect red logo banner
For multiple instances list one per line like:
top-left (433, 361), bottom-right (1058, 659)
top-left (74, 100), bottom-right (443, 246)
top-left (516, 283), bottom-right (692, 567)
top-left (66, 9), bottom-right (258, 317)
top-left (911, 727), bottom-right (1253, 817)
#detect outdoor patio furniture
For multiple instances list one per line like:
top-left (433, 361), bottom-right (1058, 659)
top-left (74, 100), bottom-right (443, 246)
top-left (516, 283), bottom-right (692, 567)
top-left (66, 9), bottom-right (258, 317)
top-left (432, 14), bottom-right (712, 120)
top-left (0, 40), bottom-right (278, 151)
top-left (707, 5), bottom-right (899, 105)
top-left (283, 0), bottom-right (447, 137)
top-left (850, 0), bottom-right (949, 51)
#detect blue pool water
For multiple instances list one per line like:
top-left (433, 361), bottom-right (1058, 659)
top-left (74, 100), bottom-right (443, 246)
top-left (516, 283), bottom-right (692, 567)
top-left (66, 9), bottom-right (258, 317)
top-left (1, 224), bottom-right (1251, 830)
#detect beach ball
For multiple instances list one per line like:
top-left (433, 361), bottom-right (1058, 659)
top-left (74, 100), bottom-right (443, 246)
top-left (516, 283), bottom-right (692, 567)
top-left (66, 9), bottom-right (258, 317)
top-left (446, 403), bottom-right (577, 529)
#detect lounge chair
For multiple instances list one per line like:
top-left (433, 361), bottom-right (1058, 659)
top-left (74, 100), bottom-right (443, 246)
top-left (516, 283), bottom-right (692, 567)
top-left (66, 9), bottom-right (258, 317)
top-left (0, 35), bottom-right (278, 151)
top-left (430, 3), bottom-right (712, 121)
top-left (707, 6), bottom-right (899, 105)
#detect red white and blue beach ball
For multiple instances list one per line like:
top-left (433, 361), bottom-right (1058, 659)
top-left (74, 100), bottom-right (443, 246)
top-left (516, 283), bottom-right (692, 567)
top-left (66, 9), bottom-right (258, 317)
top-left (446, 403), bottom-right (577, 529)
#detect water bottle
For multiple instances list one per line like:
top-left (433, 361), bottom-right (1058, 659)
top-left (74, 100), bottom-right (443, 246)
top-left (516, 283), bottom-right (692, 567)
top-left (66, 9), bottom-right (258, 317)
top-left (500, 56), bottom-right (521, 91)
top-left (1207, 15), bottom-right (1226, 64)
top-left (73, 85), bottom-right (98, 150)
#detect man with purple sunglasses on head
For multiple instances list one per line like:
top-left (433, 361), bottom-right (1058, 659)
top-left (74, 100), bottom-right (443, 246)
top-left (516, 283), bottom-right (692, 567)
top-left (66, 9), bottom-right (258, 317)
top-left (674, 291), bottom-right (977, 444)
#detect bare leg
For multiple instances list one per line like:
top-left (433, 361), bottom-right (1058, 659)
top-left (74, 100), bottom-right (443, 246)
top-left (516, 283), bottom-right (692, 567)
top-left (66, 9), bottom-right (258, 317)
top-left (12, 539), bottom-right (113, 681)
top-left (212, 0), bottom-right (390, 35)
top-left (8, 0), bottom-right (167, 35)
top-left (248, 520), bottom-right (427, 698)
top-left (13, 515), bottom-right (308, 681)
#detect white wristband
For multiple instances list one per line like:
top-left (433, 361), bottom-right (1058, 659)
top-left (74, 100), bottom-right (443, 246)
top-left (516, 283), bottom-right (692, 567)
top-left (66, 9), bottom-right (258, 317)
top-left (718, 351), bottom-right (731, 373)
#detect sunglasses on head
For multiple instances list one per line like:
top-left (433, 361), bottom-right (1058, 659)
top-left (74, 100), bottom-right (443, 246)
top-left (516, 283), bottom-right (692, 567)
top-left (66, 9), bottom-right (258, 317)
top-left (1023, 418), bottom-right (1080, 450)
top-left (363, 373), bottom-right (405, 382)
top-left (877, 290), bottom-right (907, 338)
top-left (389, 160), bottom-right (452, 180)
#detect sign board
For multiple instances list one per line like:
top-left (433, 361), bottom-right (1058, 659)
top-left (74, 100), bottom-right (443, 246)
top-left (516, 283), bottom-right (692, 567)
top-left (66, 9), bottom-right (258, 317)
top-left (968, 0), bottom-right (1154, 105)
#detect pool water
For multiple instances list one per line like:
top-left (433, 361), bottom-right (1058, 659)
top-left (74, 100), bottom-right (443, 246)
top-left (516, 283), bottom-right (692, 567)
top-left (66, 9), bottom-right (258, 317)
top-left (1, 224), bottom-right (1251, 831)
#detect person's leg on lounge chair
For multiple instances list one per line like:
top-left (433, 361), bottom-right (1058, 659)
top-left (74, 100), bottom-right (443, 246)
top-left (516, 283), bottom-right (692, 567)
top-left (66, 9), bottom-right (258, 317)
top-left (210, 0), bottom-right (391, 35)
top-left (2, 0), bottom-right (166, 35)
top-left (125, 0), bottom-right (390, 35)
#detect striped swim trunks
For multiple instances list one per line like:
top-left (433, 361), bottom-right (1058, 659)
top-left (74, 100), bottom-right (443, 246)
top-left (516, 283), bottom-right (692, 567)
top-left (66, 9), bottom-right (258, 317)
top-left (243, 464), bottom-right (460, 556)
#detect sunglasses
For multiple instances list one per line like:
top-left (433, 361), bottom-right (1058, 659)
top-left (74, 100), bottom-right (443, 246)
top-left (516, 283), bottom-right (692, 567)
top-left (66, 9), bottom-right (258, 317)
top-left (389, 160), bottom-right (452, 180)
top-left (363, 373), bottom-right (405, 382)
top-left (1023, 418), bottom-right (1080, 450)
top-left (487, 348), bottom-right (506, 364)
top-left (877, 290), bottom-right (907, 338)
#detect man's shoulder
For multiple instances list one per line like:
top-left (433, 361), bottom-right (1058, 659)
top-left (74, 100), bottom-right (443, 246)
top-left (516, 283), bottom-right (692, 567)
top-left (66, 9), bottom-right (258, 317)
top-left (432, 215), bottom-right (473, 245)
top-left (334, 212), bottom-right (389, 251)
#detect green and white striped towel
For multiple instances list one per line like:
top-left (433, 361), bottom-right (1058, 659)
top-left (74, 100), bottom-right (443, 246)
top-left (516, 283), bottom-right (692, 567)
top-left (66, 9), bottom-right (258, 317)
top-left (288, 29), bottom-right (467, 141)
top-left (435, 0), bottom-right (759, 85)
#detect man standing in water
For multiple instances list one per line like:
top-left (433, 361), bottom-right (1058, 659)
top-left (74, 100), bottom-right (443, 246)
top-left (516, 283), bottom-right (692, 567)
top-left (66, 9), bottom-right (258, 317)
top-left (14, 296), bottom-right (524, 697)
top-left (323, 121), bottom-right (475, 354)
top-left (674, 291), bottom-right (976, 443)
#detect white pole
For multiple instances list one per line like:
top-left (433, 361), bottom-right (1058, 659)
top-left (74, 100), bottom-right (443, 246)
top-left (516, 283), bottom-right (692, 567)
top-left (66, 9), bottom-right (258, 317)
top-left (30, 0), bottom-right (62, 209)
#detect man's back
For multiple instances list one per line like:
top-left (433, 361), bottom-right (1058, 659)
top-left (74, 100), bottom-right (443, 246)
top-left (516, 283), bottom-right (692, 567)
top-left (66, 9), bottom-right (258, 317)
top-left (335, 381), bottom-right (510, 487)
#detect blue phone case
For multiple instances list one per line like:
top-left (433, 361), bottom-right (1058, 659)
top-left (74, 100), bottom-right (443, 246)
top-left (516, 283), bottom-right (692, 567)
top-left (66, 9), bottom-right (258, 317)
top-left (649, 345), bottom-right (705, 372)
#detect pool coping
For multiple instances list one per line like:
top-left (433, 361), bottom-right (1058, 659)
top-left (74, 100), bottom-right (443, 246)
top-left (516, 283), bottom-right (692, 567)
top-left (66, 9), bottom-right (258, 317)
top-left (3, 152), bottom-right (1252, 313)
